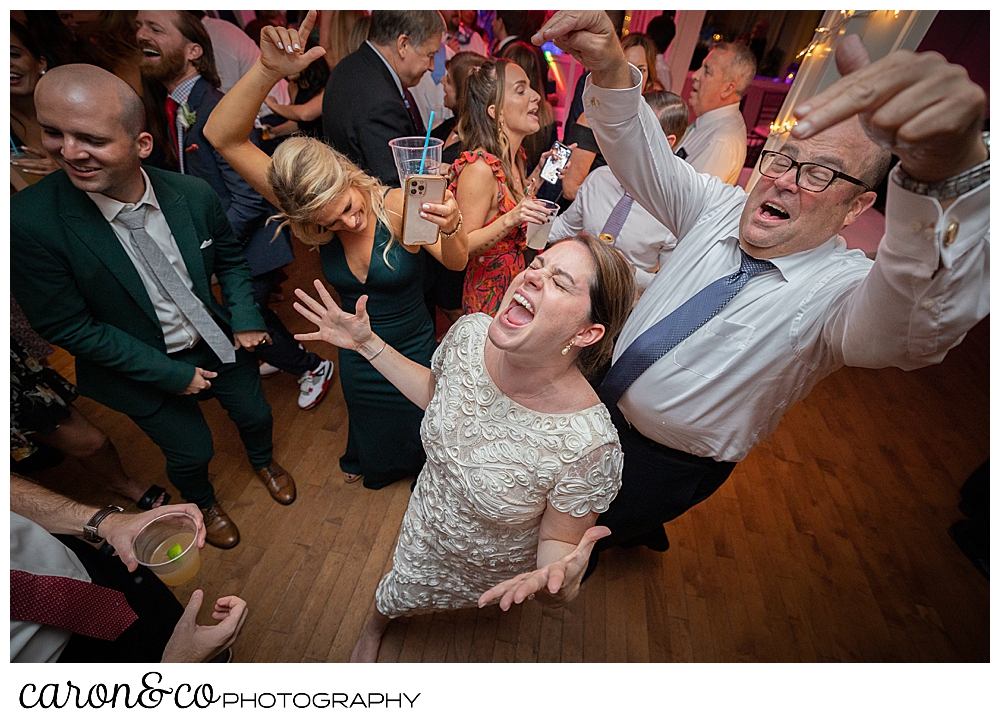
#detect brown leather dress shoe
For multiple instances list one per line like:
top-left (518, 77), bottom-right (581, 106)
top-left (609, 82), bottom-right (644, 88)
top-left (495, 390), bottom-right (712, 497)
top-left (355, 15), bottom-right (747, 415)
top-left (200, 502), bottom-right (240, 549)
top-left (256, 460), bottom-right (296, 505)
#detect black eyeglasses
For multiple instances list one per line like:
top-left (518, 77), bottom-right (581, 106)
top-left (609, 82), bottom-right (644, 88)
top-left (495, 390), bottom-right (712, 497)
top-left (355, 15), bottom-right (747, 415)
top-left (758, 150), bottom-right (870, 193)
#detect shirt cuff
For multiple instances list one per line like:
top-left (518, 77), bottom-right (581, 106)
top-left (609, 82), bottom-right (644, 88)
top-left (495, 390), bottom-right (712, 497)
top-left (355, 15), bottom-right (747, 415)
top-left (884, 166), bottom-right (990, 271)
top-left (582, 64), bottom-right (644, 126)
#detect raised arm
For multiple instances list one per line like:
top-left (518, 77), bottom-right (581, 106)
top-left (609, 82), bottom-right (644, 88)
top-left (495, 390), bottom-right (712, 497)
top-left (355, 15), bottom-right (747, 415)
top-left (293, 280), bottom-right (437, 410)
top-left (801, 37), bottom-right (989, 369)
top-left (203, 10), bottom-right (326, 208)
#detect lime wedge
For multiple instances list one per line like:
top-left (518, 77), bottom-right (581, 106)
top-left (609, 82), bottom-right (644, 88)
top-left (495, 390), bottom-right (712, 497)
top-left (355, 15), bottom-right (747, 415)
top-left (167, 543), bottom-right (184, 560)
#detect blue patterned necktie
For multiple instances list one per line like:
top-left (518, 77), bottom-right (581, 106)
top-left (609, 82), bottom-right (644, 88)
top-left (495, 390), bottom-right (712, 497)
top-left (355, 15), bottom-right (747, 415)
top-left (599, 245), bottom-right (776, 410)
top-left (599, 191), bottom-right (634, 244)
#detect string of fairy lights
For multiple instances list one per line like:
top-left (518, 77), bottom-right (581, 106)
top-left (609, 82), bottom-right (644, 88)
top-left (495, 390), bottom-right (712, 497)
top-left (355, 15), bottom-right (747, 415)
top-left (769, 9), bottom-right (901, 135)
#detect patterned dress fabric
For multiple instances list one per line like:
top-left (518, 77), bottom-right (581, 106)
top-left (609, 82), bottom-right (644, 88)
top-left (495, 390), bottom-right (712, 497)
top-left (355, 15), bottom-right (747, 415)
top-left (448, 150), bottom-right (527, 316)
top-left (10, 338), bottom-right (77, 462)
top-left (375, 314), bottom-right (623, 617)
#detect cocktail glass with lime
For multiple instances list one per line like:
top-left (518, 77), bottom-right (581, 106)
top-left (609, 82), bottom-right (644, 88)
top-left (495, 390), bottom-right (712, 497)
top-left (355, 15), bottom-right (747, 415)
top-left (132, 510), bottom-right (201, 586)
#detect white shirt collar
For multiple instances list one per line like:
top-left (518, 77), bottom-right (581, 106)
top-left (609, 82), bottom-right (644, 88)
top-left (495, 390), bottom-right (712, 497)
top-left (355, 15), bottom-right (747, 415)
top-left (366, 40), bottom-right (404, 97)
top-left (693, 102), bottom-right (743, 127)
top-left (86, 168), bottom-right (161, 222)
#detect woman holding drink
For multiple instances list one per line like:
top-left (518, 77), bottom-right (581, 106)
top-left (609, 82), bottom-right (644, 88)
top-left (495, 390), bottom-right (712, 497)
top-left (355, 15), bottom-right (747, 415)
top-left (293, 233), bottom-right (636, 662)
top-left (448, 58), bottom-right (569, 316)
top-left (204, 12), bottom-right (469, 490)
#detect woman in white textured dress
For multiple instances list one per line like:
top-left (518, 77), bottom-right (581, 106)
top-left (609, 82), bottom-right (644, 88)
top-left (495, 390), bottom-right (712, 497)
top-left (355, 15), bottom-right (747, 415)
top-left (293, 233), bottom-right (636, 662)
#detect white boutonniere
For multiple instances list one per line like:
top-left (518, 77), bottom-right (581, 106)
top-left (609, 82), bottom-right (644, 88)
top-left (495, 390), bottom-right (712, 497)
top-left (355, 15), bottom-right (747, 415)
top-left (179, 103), bottom-right (197, 131)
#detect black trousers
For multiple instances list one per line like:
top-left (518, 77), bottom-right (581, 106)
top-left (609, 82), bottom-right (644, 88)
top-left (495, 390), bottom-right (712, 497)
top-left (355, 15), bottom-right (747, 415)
top-left (595, 413), bottom-right (736, 554)
top-left (56, 535), bottom-right (183, 663)
top-left (252, 270), bottom-right (322, 376)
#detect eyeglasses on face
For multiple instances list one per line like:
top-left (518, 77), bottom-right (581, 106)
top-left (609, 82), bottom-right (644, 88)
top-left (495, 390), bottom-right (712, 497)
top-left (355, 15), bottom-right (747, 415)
top-left (758, 150), bottom-right (870, 192)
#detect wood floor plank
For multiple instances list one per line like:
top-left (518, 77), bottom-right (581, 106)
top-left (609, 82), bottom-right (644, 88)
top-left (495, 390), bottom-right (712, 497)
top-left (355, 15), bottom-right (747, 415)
top-left (28, 255), bottom-right (987, 664)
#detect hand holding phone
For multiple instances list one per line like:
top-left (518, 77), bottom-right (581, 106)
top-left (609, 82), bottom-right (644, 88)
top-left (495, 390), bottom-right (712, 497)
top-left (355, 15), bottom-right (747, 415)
top-left (539, 141), bottom-right (572, 185)
top-left (402, 175), bottom-right (447, 245)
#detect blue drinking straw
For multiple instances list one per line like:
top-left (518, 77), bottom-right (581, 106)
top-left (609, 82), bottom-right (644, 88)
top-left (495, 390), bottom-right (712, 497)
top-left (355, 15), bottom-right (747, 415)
top-left (11, 136), bottom-right (21, 156)
top-left (417, 110), bottom-right (435, 174)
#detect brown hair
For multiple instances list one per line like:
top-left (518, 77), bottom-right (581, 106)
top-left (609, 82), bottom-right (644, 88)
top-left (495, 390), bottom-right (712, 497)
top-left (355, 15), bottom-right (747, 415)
top-left (446, 51), bottom-right (488, 138)
top-left (643, 90), bottom-right (688, 142)
top-left (622, 33), bottom-right (660, 92)
top-left (548, 233), bottom-right (636, 378)
top-left (171, 10), bottom-right (221, 89)
top-left (498, 40), bottom-right (555, 169)
top-left (461, 58), bottom-right (527, 203)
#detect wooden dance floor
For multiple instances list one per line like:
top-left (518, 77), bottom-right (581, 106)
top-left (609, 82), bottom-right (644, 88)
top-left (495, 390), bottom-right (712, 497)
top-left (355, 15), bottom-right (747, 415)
top-left (41, 243), bottom-right (989, 663)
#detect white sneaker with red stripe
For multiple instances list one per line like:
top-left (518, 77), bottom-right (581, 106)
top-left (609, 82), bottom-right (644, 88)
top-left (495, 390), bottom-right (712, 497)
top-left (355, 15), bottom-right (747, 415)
top-left (297, 359), bottom-right (335, 410)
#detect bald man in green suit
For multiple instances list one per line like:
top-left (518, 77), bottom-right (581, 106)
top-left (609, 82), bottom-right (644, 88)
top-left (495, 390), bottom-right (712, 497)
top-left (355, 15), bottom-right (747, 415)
top-left (11, 65), bottom-right (297, 549)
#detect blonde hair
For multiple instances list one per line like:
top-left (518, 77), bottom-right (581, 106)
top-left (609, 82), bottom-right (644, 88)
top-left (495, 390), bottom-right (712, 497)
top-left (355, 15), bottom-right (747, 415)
top-left (266, 137), bottom-right (397, 260)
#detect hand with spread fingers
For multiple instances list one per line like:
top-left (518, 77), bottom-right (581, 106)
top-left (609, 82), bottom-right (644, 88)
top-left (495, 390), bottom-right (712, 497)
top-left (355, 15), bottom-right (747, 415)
top-left (792, 34), bottom-right (988, 184)
top-left (478, 526), bottom-right (611, 611)
top-left (293, 279), bottom-right (374, 352)
top-left (258, 9), bottom-right (326, 80)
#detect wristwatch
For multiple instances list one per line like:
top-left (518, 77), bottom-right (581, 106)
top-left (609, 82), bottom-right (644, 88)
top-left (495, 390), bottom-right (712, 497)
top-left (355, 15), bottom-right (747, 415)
top-left (895, 132), bottom-right (990, 199)
top-left (83, 505), bottom-right (125, 543)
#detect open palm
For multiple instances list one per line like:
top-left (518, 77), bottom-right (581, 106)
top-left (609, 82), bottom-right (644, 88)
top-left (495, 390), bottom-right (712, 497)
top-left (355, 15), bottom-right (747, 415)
top-left (293, 279), bottom-right (374, 351)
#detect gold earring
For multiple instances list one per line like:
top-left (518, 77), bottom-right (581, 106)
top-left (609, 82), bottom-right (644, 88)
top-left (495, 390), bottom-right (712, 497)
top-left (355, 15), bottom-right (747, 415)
top-left (561, 341), bottom-right (575, 356)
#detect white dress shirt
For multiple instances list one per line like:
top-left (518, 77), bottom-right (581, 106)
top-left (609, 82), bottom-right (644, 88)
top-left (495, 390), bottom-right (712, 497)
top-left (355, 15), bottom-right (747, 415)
top-left (550, 165), bottom-right (677, 290)
top-left (10, 512), bottom-right (89, 662)
top-left (674, 102), bottom-right (748, 185)
top-left (87, 169), bottom-right (204, 353)
top-left (584, 67), bottom-right (989, 462)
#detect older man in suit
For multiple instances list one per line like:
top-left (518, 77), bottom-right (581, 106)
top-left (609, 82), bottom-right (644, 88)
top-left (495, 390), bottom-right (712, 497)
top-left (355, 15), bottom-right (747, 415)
top-left (11, 64), bottom-right (297, 549)
top-left (322, 10), bottom-right (444, 186)
top-left (136, 10), bottom-right (335, 411)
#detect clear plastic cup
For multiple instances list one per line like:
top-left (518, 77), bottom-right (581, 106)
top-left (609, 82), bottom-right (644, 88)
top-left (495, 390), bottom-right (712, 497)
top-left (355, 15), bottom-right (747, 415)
top-left (525, 199), bottom-right (561, 250)
top-left (389, 136), bottom-right (443, 187)
top-left (132, 510), bottom-right (201, 587)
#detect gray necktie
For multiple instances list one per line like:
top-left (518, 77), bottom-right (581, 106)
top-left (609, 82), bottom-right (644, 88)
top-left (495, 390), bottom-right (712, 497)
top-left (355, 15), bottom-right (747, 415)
top-left (116, 206), bottom-right (235, 364)
top-left (599, 246), bottom-right (775, 410)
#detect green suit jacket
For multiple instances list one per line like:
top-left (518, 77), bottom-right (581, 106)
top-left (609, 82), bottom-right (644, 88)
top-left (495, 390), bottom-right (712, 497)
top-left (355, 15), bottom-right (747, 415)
top-left (11, 165), bottom-right (265, 417)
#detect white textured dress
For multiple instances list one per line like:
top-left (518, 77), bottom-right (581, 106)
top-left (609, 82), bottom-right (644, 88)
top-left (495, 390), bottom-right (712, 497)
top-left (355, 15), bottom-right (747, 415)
top-left (375, 314), bottom-right (624, 617)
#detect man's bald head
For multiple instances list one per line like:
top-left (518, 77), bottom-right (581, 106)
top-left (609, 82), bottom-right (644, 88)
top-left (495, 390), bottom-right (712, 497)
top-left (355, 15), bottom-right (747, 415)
top-left (37, 64), bottom-right (146, 139)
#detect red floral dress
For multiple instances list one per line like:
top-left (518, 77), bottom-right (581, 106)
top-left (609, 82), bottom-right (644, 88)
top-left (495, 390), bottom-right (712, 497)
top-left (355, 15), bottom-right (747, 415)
top-left (448, 149), bottom-right (526, 316)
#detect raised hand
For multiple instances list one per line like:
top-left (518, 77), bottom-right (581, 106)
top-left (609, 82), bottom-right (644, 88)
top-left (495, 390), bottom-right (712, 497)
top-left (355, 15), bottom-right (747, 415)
top-left (792, 34), bottom-right (988, 183)
top-left (258, 9), bottom-right (326, 79)
top-left (478, 526), bottom-right (610, 611)
top-left (293, 279), bottom-right (374, 351)
top-left (531, 11), bottom-right (630, 87)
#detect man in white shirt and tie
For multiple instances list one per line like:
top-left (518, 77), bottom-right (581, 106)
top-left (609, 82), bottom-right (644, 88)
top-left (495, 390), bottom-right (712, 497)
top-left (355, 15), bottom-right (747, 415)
top-left (673, 41), bottom-right (757, 185)
top-left (534, 12), bottom-right (989, 568)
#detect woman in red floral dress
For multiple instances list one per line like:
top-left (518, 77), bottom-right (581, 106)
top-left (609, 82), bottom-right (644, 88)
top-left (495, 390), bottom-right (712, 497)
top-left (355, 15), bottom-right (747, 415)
top-left (448, 59), bottom-right (557, 316)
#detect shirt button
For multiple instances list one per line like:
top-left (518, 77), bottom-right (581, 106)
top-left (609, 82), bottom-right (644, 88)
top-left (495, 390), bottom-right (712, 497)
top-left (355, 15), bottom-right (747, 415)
top-left (910, 221), bottom-right (923, 233)
top-left (943, 220), bottom-right (959, 247)
top-left (921, 299), bottom-right (936, 310)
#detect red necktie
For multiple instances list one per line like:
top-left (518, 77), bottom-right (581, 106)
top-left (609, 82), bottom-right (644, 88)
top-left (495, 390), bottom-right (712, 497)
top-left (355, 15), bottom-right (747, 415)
top-left (10, 569), bottom-right (138, 641)
top-left (165, 97), bottom-right (180, 158)
top-left (401, 88), bottom-right (426, 136)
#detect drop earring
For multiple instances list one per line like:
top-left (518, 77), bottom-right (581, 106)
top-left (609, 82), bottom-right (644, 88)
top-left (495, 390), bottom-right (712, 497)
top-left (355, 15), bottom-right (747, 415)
top-left (561, 341), bottom-right (575, 356)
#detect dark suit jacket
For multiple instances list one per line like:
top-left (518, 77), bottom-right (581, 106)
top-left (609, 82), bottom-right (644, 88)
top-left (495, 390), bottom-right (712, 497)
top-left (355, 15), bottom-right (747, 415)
top-left (11, 166), bottom-right (265, 417)
top-left (322, 42), bottom-right (420, 186)
top-left (183, 77), bottom-right (293, 277)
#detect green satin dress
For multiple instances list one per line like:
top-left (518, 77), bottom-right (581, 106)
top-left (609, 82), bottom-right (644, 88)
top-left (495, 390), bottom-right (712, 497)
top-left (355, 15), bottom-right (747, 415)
top-left (320, 220), bottom-right (434, 489)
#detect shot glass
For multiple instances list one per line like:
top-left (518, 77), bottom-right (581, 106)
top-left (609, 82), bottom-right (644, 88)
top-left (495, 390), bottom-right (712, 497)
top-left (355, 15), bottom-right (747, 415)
top-left (525, 199), bottom-right (561, 250)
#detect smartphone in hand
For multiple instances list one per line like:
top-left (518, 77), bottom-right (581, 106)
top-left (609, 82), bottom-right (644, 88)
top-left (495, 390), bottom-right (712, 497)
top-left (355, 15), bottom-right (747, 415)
top-left (539, 141), bottom-right (572, 185)
top-left (402, 175), bottom-right (447, 245)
